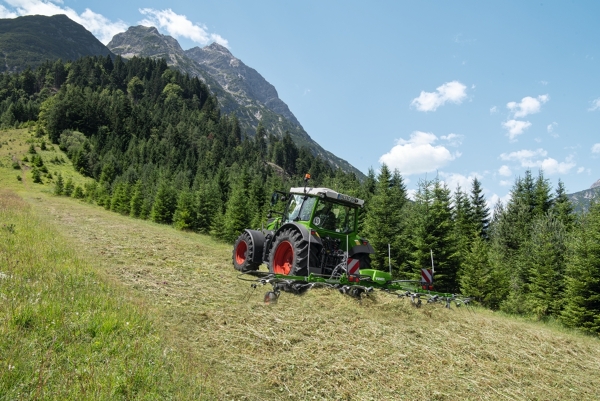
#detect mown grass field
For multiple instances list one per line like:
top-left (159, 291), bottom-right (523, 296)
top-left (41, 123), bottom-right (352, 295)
top-left (2, 127), bottom-right (600, 400)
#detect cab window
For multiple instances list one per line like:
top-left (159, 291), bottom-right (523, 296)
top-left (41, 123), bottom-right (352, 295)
top-left (312, 199), bottom-right (355, 233)
top-left (286, 195), bottom-right (316, 223)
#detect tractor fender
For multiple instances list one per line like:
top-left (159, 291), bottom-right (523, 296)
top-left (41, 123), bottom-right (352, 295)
top-left (349, 243), bottom-right (375, 256)
top-left (242, 229), bottom-right (267, 263)
top-left (274, 222), bottom-right (323, 247)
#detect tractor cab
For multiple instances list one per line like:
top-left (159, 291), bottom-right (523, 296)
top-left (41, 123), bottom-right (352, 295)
top-left (283, 188), bottom-right (362, 236)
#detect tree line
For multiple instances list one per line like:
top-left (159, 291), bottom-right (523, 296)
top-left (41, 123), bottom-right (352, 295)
top-left (2, 55), bottom-right (599, 335)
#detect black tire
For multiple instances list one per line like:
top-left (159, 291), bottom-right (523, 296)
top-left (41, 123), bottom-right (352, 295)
top-left (232, 231), bottom-right (261, 272)
top-left (268, 228), bottom-right (317, 276)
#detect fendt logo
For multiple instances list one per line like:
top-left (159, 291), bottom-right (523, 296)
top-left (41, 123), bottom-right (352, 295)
top-left (337, 194), bottom-right (357, 203)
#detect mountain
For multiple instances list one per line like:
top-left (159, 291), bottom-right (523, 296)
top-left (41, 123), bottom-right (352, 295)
top-left (0, 14), bottom-right (113, 73)
top-left (108, 26), bottom-right (365, 179)
top-left (568, 179), bottom-right (600, 213)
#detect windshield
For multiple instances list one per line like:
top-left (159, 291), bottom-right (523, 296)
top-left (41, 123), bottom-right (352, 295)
top-left (312, 199), bottom-right (356, 234)
top-left (285, 194), bottom-right (316, 223)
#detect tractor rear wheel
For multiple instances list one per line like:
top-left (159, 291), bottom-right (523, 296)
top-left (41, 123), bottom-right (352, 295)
top-left (269, 228), bottom-right (316, 276)
top-left (232, 231), bottom-right (261, 272)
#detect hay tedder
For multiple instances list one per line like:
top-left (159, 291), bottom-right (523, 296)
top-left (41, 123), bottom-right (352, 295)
top-left (233, 175), bottom-right (470, 308)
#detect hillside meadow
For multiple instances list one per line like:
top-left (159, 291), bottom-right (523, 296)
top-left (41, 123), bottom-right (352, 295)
top-left (2, 127), bottom-right (600, 400)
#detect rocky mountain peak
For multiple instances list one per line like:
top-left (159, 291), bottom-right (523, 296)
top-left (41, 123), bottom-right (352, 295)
top-left (204, 42), bottom-right (232, 55)
top-left (591, 179), bottom-right (600, 189)
top-left (107, 25), bottom-right (183, 59)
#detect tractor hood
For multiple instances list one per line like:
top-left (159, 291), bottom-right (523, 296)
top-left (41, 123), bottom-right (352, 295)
top-left (289, 187), bottom-right (364, 207)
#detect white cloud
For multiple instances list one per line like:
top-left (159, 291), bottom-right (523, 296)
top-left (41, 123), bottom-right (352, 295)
top-left (502, 119), bottom-right (532, 141)
top-left (499, 148), bottom-right (575, 175)
top-left (438, 172), bottom-right (482, 192)
top-left (500, 180), bottom-right (512, 187)
top-left (379, 131), bottom-right (460, 175)
top-left (589, 98), bottom-right (600, 111)
top-left (498, 165), bottom-right (512, 176)
top-left (540, 81), bottom-right (548, 86)
top-left (547, 122), bottom-right (558, 133)
top-left (490, 106), bottom-right (498, 114)
top-left (410, 81), bottom-right (467, 112)
top-left (0, 5), bottom-right (17, 18)
top-left (507, 94), bottom-right (549, 118)
top-left (500, 148), bottom-right (548, 163)
top-left (3, 0), bottom-right (127, 43)
top-left (577, 167), bottom-right (585, 174)
top-left (139, 8), bottom-right (229, 47)
top-left (440, 133), bottom-right (463, 147)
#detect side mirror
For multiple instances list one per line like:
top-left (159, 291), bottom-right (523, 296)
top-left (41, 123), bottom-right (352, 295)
top-left (270, 192), bottom-right (287, 206)
top-left (270, 192), bottom-right (279, 206)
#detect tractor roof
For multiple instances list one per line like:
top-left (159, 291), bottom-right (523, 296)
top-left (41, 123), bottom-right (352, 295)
top-left (289, 187), bottom-right (365, 207)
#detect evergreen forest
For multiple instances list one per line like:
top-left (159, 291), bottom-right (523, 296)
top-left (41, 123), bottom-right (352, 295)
top-left (2, 55), bottom-right (599, 335)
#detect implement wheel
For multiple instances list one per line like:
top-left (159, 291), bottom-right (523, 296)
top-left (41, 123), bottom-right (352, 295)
top-left (232, 231), bottom-right (261, 272)
top-left (269, 228), bottom-right (315, 276)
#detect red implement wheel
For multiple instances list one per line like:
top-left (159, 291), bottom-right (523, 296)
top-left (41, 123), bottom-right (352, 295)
top-left (232, 231), bottom-right (261, 272)
top-left (268, 228), bottom-right (317, 276)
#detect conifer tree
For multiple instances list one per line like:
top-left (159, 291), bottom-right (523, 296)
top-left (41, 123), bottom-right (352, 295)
top-left (552, 179), bottom-right (575, 230)
top-left (64, 177), bottom-right (74, 196)
top-left (223, 169), bottom-right (253, 242)
top-left (469, 177), bottom-right (490, 239)
top-left (459, 235), bottom-right (491, 302)
top-left (526, 213), bottom-right (567, 318)
top-left (129, 180), bottom-right (144, 218)
top-left (363, 164), bottom-right (407, 272)
top-left (54, 172), bottom-right (64, 195)
top-left (173, 189), bottom-right (197, 230)
top-left (151, 180), bottom-right (177, 224)
top-left (561, 201), bottom-right (600, 334)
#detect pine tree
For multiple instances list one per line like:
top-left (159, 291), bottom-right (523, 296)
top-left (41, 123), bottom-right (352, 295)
top-left (526, 213), bottom-right (567, 318)
top-left (223, 169), bottom-right (253, 242)
top-left (459, 235), bottom-right (491, 303)
top-left (64, 178), bottom-right (74, 196)
top-left (151, 180), bottom-right (177, 224)
top-left (552, 179), bottom-right (575, 230)
top-left (129, 180), bottom-right (144, 218)
top-left (561, 202), bottom-right (600, 334)
top-left (173, 190), bottom-right (197, 230)
top-left (54, 172), bottom-right (64, 195)
top-left (363, 164), bottom-right (407, 272)
top-left (469, 177), bottom-right (490, 239)
top-left (31, 167), bottom-right (42, 183)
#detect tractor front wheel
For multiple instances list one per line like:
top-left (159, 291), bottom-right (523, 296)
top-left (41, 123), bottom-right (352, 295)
top-left (269, 228), bottom-right (315, 276)
top-left (232, 231), bottom-right (261, 272)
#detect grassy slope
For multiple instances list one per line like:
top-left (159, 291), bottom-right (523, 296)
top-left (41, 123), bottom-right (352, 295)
top-left (1, 128), bottom-right (600, 400)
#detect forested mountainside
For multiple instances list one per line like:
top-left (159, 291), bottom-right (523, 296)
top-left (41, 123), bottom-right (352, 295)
top-left (107, 26), bottom-right (364, 178)
top-left (0, 14), bottom-right (113, 73)
top-left (1, 53), bottom-right (599, 335)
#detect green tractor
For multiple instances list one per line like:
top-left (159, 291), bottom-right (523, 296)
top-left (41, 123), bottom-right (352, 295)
top-left (232, 176), bottom-right (374, 278)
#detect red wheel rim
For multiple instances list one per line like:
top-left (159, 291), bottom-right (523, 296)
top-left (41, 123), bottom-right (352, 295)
top-left (273, 241), bottom-right (293, 275)
top-left (235, 240), bottom-right (248, 265)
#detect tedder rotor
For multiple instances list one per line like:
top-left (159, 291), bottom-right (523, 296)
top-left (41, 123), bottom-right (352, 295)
top-left (232, 174), bottom-right (470, 308)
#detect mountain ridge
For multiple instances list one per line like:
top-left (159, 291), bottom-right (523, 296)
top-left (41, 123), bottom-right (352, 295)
top-left (0, 14), bottom-right (113, 73)
top-left (108, 26), bottom-right (365, 179)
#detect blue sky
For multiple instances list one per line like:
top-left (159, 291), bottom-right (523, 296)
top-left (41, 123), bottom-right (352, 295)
top-left (2, 0), bottom-right (600, 205)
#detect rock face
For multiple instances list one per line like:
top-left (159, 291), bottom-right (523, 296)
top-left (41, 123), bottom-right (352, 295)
top-left (568, 183), bottom-right (600, 213)
top-left (0, 14), bottom-right (113, 73)
top-left (108, 26), bottom-right (364, 179)
top-left (185, 43), bottom-right (301, 127)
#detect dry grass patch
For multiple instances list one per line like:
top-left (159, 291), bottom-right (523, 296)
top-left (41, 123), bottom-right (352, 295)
top-left (24, 191), bottom-right (600, 400)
